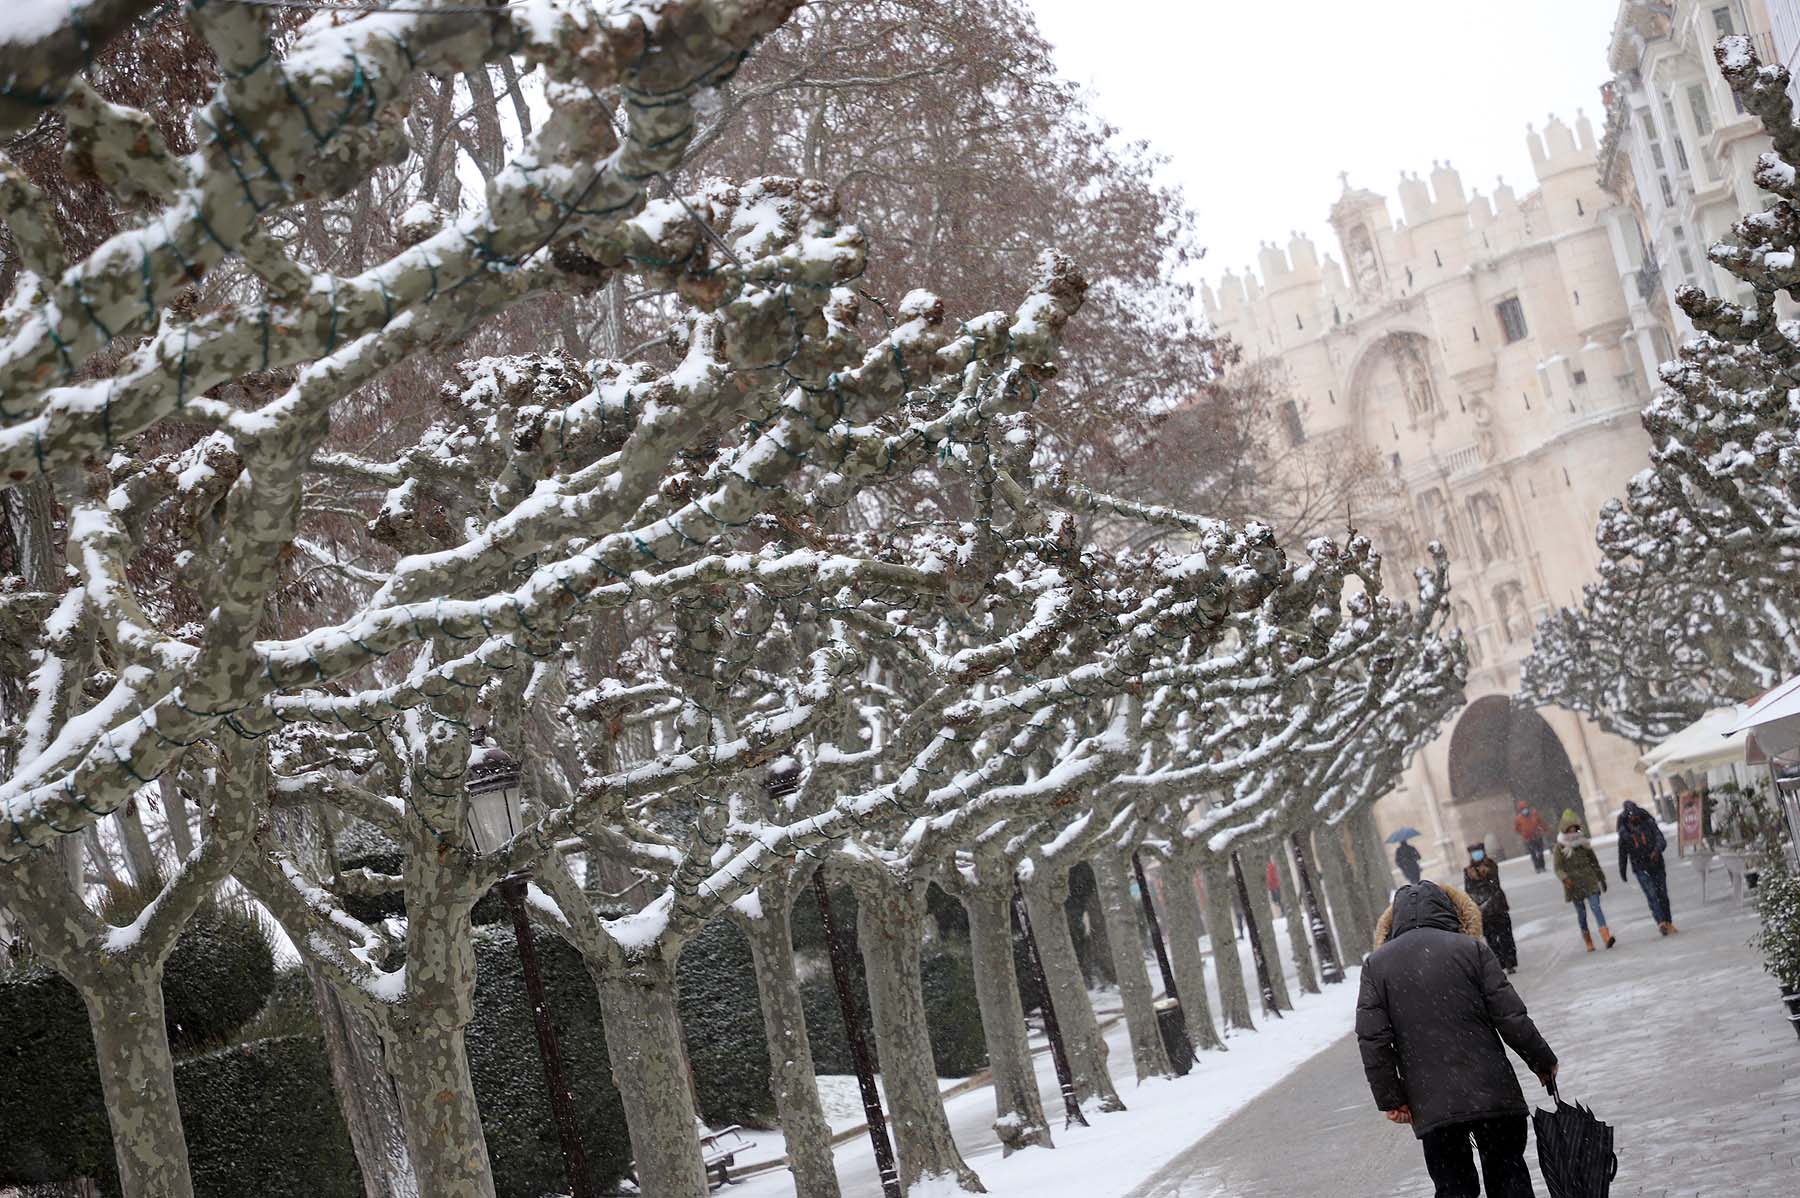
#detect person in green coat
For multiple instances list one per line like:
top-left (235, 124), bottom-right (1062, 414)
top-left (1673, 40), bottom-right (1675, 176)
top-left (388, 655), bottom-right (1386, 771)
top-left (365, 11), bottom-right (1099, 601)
top-left (1552, 809), bottom-right (1615, 952)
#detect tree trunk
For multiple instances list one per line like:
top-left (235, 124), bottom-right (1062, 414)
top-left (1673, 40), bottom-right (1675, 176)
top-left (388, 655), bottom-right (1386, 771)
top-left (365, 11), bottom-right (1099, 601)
top-left (115, 801), bottom-right (160, 888)
top-left (1069, 865), bottom-right (1115, 986)
top-left (1239, 851), bottom-right (1292, 1012)
top-left (855, 880), bottom-right (984, 1194)
top-left (83, 972), bottom-right (195, 1198)
top-left (1089, 853), bottom-right (1172, 1081)
top-left (1290, 828), bottom-right (1345, 985)
top-left (1351, 804), bottom-right (1396, 912)
top-left (1155, 853), bottom-right (1225, 1051)
top-left (1022, 873), bottom-right (1124, 1112)
top-left (1271, 838), bottom-right (1319, 996)
top-left (593, 955), bottom-right (710, 1198)
top-left (381, 1014), bottom-right (495, 1198)
top-left (1199, 858), bottom-right (1254, 1032)
top-left (1316, 824), bottom-right (1373, 960)
top-left (307, 965), bottom-right (422, 1198)
top-left (735, 893), bottom-right (843, 1198)
top-left (158, 777), bottom-right (194, 862)
top-left (960, 883), bottom-right (1052, 1154)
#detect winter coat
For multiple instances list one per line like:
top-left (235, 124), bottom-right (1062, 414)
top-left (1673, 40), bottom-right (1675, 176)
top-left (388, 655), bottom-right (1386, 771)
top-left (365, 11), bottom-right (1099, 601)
top-left (1462, 858), bottom-right (1509, 918)
top-left (1513, 809), bottom-right (1549, 842)
top-left (1356, 882), bottom-right (1557, 1138)
top-left (1373, 882), bottom-right (1483, 946)
top-left (1393, 841), bottom-right (1423, 882)
top-left (1616, 800), bottom-right (1667, 878)
top-left (1553, 841), bottom-right (1607, 902)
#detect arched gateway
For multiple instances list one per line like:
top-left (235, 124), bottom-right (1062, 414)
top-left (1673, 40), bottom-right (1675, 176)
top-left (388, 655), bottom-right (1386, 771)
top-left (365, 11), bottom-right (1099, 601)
top-left (1445, 695), bottom-right (1581, 855)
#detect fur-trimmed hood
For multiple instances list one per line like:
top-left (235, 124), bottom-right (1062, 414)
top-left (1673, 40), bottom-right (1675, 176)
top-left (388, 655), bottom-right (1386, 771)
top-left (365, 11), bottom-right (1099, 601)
top-left (1373, 882), bottom-right (1483, 947)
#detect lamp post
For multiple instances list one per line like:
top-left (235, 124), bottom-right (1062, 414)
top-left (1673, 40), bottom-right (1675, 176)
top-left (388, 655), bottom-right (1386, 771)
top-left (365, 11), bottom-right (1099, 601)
top-left (465, 739), bottom-right (595, 1198)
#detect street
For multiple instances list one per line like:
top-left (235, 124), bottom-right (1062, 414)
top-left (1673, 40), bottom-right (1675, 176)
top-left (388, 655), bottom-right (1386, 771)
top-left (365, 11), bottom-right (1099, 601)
top-left (1126, 846), bottom-right (1799, 1197)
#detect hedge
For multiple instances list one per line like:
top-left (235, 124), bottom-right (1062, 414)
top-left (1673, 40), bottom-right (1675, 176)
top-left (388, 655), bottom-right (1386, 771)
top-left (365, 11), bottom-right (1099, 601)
top-left (468, 924), bottom-right (635, 1197)
top-left (176, 1036), bottom-right (362, 1198)
top-left (678, 917), bottom-right (777, 1128)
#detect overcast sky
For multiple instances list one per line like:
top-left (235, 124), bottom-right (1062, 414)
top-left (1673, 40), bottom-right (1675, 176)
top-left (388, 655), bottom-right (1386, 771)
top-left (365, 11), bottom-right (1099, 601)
top-left (1027, 0), bottom-right (1621, 288)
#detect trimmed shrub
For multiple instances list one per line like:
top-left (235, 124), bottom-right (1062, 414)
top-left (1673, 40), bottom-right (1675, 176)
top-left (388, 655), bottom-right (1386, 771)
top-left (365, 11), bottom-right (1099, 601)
top-left (177, 1036), bottom-right (361, 1198)
top-left (0, 967), bottom-right (112, 1188)
top-left (468, 924), bottom-right (634, 1197)
top-left (678, 918), bottom-right (776, 1128)
top-left (920, 949), bottom-right (986, 1077)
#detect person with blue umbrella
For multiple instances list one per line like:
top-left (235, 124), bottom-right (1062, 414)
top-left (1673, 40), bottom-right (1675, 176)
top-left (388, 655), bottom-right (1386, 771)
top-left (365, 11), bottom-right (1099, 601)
top-left (1387, 826), bottom-right (1424, 885)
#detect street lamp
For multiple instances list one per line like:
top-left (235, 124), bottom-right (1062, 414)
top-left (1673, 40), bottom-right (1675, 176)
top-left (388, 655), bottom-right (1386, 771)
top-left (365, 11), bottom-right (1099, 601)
top-left (464, 733), bottom-right (594, 1198)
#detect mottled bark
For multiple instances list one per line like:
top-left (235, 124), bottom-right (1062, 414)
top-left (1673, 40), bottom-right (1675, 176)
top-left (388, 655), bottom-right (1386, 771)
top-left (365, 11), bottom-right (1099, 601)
top-left (855, 880), bottom-right (984, 1193)
top-left (1350, 804), bottom-right (1396, 911)
top-left (1022, 872), bottom-right (1124, 1113)
top-left (1316, 823), bottom-right (1374, 960)
top-left (960, 882), bottom-right (1052, 1153)
top-left (158, 777), bottom-right (194, 863)
top-left (84, 971), bottom-right (193, 1198)
top-left (1239, 851), bottom-right (1292, 1012)
top-left (115, 801), bottom-right (160, 887)
top-left (307, 964), bottom-right (421, 1198)
top-left (380, 1014), bottom-right (492, 1198)
top-left (1071, 866), bottom-right (1115, 986)
top-left (1089, 853), bottom-right (1172, 1081)
top-left (593, 955), bottom-right (710, 1198)
top-left (735, 892), bottom-right (843, 1198)
top-left (1155, 853), bottom-right (1225, 1052)
top-left (1271, 838), bottom-right (1319, 996)
top-left (1198, 857), bottom-right (1254, 1033)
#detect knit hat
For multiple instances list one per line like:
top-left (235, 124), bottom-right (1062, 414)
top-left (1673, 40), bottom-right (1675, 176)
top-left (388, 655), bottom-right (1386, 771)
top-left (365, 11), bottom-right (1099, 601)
top-left (1559, 807), bottom-right (1581, 830)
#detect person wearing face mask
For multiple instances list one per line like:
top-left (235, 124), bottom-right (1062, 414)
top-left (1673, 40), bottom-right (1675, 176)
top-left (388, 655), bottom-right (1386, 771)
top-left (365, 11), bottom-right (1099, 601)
top-left (1552, 810), bottom-right (1615, 952)
top-left (1462, 842), bottom-right (1518, 972)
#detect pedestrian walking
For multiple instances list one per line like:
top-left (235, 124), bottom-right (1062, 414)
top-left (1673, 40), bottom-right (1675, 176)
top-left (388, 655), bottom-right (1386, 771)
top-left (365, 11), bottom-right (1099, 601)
top-left (1616, 799), bottom-right (1678, 935)
top-left (1266, 857), bottom-right (1283, 916)
top-left (1552, 810), bottom-right (1615, 952)
top-left (1394, 836), bottom-right (1423, 885)
top-left (1513, 802), bottom-right (1550, 873)
top-left (1357, 881), bottom-right (1558, 1198)
top-left (1463, 842), bottom-right (1518, 973)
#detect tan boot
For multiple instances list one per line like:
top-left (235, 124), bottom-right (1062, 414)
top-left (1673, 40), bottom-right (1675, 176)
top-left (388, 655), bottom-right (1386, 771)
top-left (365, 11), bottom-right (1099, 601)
top-left (1663, 921), bottom-right (1678, 934)
top-left (1582, 930), bottom-right (1595, 952)
top-left (1600, 926), bottom-right (1617, 949)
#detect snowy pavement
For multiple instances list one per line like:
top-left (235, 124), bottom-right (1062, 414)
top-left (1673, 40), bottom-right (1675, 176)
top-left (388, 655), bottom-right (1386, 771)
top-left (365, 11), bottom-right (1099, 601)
top-left (1126, 846), bottom-right (1800, 1198)
top-left (733, 911), bottom-right (1361, 1198)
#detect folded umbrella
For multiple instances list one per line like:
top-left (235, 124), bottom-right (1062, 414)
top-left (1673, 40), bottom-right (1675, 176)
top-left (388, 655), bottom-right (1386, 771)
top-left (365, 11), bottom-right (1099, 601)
top-left (1384, 826), bottom-right (1422, 844)
top-left (1534, 1084), bottom-right (1617, 1198)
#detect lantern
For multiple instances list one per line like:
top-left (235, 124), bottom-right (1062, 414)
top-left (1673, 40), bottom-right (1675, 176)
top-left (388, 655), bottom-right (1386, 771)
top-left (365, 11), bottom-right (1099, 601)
top-left (463, 740), bottom-right (523, 854)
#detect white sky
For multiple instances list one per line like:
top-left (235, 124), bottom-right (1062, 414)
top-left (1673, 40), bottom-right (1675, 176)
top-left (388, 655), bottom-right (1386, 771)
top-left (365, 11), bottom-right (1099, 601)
top-left (1027, 0), bottom-right (1621, 287)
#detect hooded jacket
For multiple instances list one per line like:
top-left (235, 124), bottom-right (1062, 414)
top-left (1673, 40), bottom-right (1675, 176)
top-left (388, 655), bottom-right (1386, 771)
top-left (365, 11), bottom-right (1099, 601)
top-left (1616, 800), bottom-right (1667, 877)
top-left (1553, 832), bottom-right (1606, 902)
top-left (1355, 882), bottom-right (1557, 1137)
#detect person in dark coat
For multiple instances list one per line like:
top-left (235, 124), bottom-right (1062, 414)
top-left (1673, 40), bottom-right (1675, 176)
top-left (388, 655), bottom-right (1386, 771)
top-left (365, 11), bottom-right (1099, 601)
top-left (1357, 881), bottom-right (1557, 1198)
top-left (1616, 799), bottom-right (1677, 935)
top-left (1462, 843), bottom-right (1518, 973)
top-left (1394, 836), bottom-right (1423, 885)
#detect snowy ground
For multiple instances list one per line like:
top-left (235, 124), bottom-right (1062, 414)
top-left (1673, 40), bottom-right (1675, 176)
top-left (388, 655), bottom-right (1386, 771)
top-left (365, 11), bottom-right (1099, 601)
top-left (1127, 841), bottom-right (1800, 1197)
top-left (733, 905), bottom-right (1359, 1198)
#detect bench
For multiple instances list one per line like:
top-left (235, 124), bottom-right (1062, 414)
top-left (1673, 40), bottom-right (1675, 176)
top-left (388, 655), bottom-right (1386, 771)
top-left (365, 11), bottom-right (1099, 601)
top-left (699, 1124), bottom-right (750, 1189)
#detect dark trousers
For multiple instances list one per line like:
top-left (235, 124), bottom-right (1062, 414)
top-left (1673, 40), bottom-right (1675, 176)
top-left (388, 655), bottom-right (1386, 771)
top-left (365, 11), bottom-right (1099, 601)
top-left (1634, 862), bottom-right (1672, 924)
top-left (1482, 912), bottom-right (1518, 970)
top-left (1524, 839), bottom-right (1546, 872)
top-left (1420, 1115), bottom-right (1534, 1197)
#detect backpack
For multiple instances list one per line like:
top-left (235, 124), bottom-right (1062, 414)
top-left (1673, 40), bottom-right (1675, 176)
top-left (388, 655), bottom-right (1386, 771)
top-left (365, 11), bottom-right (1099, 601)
top-left (1620, 809), bottom-right (1659, 861)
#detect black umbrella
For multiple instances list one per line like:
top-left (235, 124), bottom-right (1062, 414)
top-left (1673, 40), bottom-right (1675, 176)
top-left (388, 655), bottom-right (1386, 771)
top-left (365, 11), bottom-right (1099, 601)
top-left (1533, 1084), bottom-right (1618, 1198)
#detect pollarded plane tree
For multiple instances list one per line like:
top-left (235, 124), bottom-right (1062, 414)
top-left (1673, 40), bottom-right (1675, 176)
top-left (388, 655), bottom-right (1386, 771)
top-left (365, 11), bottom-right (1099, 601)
top-left (1524, 34), bottom-right (1800, 735)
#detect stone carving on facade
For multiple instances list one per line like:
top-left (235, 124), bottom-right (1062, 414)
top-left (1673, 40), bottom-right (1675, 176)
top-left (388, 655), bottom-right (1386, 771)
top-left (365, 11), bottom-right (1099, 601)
top-left (1346, 223), bottom-right (1382, 299)
top-left (1416, 488), bottom-right (1459, 556)
top-left (1494, 580), bottom-right (1530, 644)
top-left (1394, 337), bottom-right (1440, 420)
top-left (1468, 395), bottom-right (1498, 461)
top-left (1452, 600), bottom-right (1484, 667)
top-left (1466, 491), bottom-right (1513, 565)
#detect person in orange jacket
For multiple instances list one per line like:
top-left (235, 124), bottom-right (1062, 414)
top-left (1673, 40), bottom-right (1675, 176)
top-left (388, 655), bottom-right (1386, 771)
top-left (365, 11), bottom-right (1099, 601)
top-left (1513, 801), bottom-right (1550, 873)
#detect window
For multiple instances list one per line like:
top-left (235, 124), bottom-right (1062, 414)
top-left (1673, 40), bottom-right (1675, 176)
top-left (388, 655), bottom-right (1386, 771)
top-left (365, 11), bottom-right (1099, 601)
top-left (1712, 5), bottom-right (1735, 37)
top-left (1496, 297), bottom-right (1528, 343)
top-left (1663, 99), bottom-right (1690, 170)
top-left (1660, 175), bottom-right (1676, 206)
top-left (1639, 110), bottom-right (1665, 169)
top-left (1675, 226), bottom-right (1696, 277)
top-left (1688, 84), bottom-right (1714, 137)
top-left (1572, 369), bottom-right (1588, 385)
top-left (1278, 399), bottom-right (1306, 447)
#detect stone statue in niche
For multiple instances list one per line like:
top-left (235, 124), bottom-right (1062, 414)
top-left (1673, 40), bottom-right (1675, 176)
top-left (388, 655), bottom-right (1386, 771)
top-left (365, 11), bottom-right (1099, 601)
top-left (1466, 491), bottom-right (1513, 564)
top-left (1394, 338), bottom-right (1439, 419)
top-left (1346, 224), bottom-right (1382, 299)
top-left (1416, 489), bottom-right (1459, 556)
top-left (1452, 600), bottom-right (1484, 666)
top-left (1495, 582), bottom-right (1530, 644)
top-left (1468, 396), bottom-right (1497, 461)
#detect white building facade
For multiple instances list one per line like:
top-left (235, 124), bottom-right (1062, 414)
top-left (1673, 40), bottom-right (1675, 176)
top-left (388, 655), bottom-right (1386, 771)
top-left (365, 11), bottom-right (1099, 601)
top-left (1201, 119), bottom-right (1661, 871)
